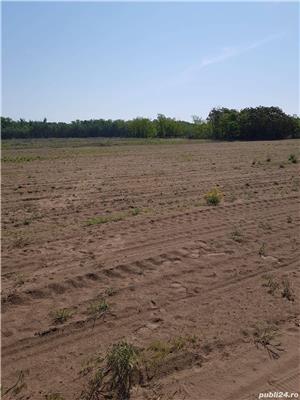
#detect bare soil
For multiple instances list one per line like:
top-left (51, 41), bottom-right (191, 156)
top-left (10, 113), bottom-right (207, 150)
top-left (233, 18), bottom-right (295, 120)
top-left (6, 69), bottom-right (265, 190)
top-left (1, 139), bottom-right (300, 399)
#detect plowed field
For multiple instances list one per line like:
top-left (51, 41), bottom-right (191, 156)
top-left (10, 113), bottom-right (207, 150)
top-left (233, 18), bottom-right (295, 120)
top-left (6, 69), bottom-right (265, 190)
top-left (2, 139), bottom-right (300, 399)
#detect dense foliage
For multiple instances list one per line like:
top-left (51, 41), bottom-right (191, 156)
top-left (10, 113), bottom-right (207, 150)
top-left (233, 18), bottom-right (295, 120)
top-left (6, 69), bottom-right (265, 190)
top-left (1, 107), bottom-right (299, 140)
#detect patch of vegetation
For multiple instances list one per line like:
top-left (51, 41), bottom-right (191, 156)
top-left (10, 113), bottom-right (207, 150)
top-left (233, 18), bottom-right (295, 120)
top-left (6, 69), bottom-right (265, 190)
top-left (281, 278), bottom-right (295, 301)
top-left (141, 335), bottom-right (198, 375)
top-left (252, 324), bottom-right (283, 359)
top-left (86, 213), bottom-right (127, 226)
top-left (2, 155), bottom-right (43, 163)
top-left (204, 187), bottom-right (223, 206)
top-left (86, 207), bottom-right (145, 226)
top-left (51, 308), bottom-right (73, 324)
top-left (147, 338), bottom-right (183, 361)
top-left (81, 335), bottom-right (198, 399)
top-left (288, 153), bottom-right (298, 164)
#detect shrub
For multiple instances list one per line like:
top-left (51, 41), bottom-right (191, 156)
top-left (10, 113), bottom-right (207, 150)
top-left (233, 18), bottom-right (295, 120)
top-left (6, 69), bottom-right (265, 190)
top-left (204, 187), bottom-right (223, 206)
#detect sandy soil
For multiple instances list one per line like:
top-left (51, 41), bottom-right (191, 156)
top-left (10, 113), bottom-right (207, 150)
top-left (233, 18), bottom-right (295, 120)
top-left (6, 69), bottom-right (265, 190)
top-left (1, 139), bottom-right (300, 399)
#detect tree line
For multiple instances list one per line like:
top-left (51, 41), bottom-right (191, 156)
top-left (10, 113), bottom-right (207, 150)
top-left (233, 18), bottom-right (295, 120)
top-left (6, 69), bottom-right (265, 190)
top-left (1, 106), bottom-right (299, 140)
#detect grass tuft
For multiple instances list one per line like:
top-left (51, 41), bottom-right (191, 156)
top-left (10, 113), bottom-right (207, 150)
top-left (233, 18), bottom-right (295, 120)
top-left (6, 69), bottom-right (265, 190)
top-left (87, 299), bottom-right (109, 322)
top-left (252, 324), bottom-right (283, 359)
top-left (81, 341), bottom-right (138, 400)
top-left (106, 342), bottom-right (138, 399)
top-left (51, 308), bottom-right (73, 324)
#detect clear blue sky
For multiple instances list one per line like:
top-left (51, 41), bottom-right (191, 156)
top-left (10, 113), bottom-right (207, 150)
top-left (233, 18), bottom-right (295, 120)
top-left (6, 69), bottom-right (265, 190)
top-left (2, 1), bottom-right (299, 122)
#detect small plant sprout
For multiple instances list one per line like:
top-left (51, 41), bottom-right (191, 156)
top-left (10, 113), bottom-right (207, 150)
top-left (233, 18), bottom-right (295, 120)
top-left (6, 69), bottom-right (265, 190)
top-left (51, 308), bottom-right (73, 324)
top-left (288, 153), bottom-right (298, 164)
top-left (87, 299), bottom-right (109, 322)
top-left (204, 187), bottom-right (223, 206)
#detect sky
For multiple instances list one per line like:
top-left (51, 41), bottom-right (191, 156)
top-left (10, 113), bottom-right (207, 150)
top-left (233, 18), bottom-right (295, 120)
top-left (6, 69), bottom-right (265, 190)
top-left (1, 1), bottom-right (299, 122)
